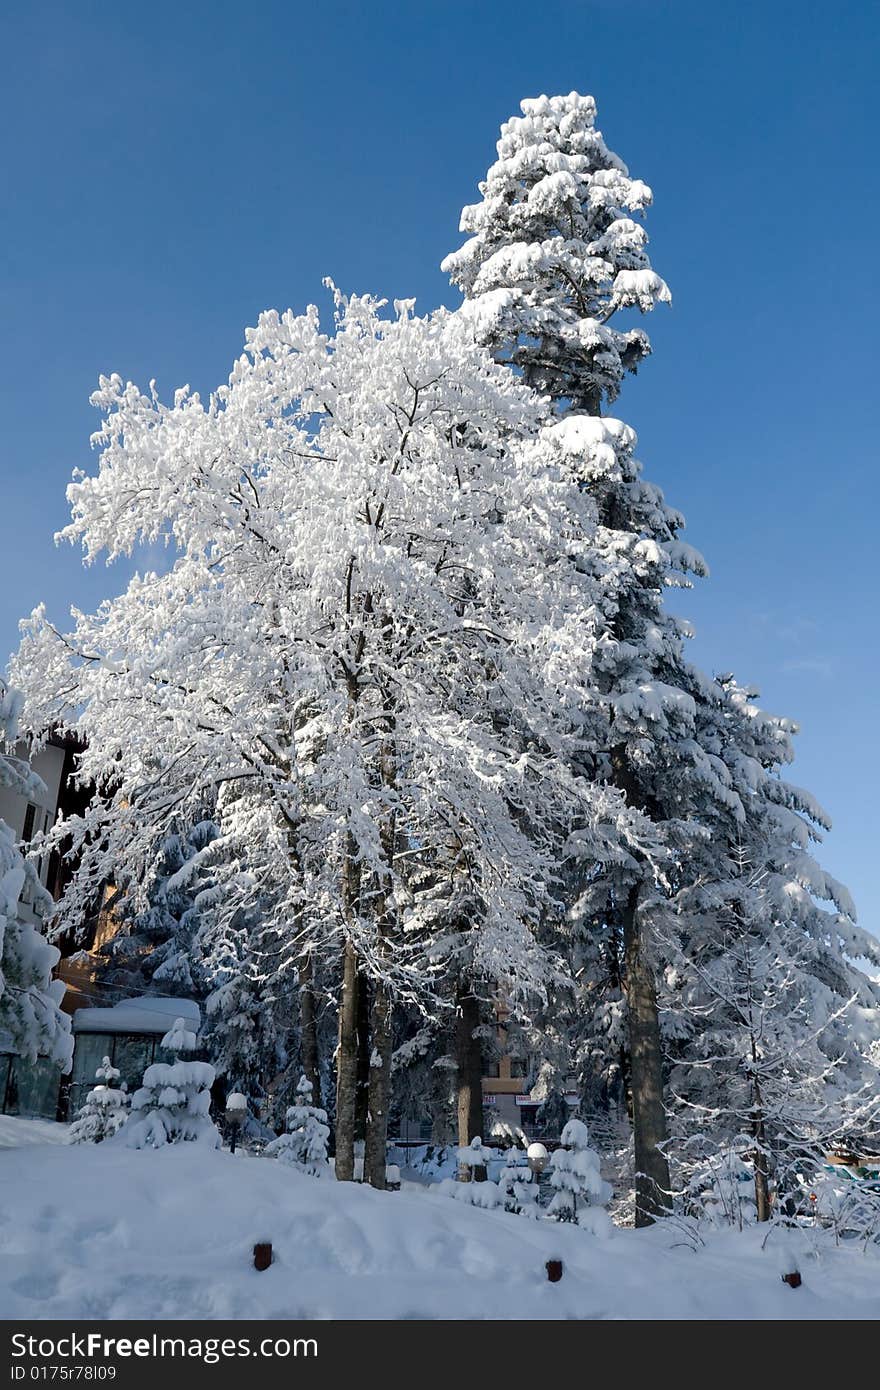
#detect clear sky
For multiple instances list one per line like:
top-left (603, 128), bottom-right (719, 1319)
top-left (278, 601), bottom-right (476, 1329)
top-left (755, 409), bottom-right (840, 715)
top-left (1, 1), bottom-right (877, 932)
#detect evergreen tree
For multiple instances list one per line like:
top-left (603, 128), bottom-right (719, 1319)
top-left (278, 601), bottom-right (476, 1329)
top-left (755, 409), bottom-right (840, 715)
top-left (667, 836), bottom-right (880, 1226)
top-left (442, 92), bottom-right (669, 413)
top-left (547, 1118), bottom-right (611, 1232)
top-left (99, 817), bottom-right (221, 998)
top-left (497, 1146), bottom-right (540, 1217)
top-left (535, 1087), bottom-right (571, 1143)
top-left (264, 1074), bottom-right (330, 1176)
top-left (124, 1017), bottom-right (219, 1148)
top-left (443, 91), bottom-right (880, 1230)
top-left (444, 91), bottom-right (709, 1222)
top-left (68, 1055), bottom-right (128, 1143)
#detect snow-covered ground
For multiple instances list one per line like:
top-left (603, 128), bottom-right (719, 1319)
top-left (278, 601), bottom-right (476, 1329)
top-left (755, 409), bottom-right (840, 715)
top-left (0, 1114), bottom-right (70, 1149)
top-left (1, 1127), bottom-right (879, 1320)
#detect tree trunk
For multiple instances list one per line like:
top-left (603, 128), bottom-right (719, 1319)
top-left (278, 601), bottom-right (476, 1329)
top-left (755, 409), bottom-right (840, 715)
top-left (354, 971), bottom-right (371, 1143)
top-left (363, 677), bottom-right (398, 1191)
top-left (456, 984), bottom-right (486, 1180)
top-left (622, 883), bottom-right (671, 1225)
top-left (610, 744), bottom-right (671, 1226)
top-left (298, 953), bottom-right (321, 1109)
top-left (753, 1124), bottom-right (771, 1224)
top-left (750, 1039), bottom-right (771, 1222)
top-left (335, 938), bottom-right (360, 1181)
top-left (364, 979), bottom-right (394, 1188)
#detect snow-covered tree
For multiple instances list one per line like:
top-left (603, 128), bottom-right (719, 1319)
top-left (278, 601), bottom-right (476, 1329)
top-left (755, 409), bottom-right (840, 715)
top-left (442, 92), bottom-right (669, 414)
top-left (547, 1117), bottom-right (611, 1232)
top-left (99, 818), bottom-right (222, 998)
top-left (0, 679), bottom-right (71, 1070)
top-left (68, 1055), bottom-right (128, 1143)
top-left (457, 1134), bottom-right (493, 1182)
top-left (686, 1140), bottom-right (759, 1231)
top-left (443, 90), bottom-right (880, 1231)
top-left (667, 833), bottom-right (880, 1227)
top-left (264, 1073), bottom-right (329, 1176)
top-left (535, 1087), bottom-right (571, 1142)
top-left (14, 286), bottom-right (622, 1191)
top-left (443, 91), bottom-right (711, 1223)
top-left (86, 796), bottom-right (287, 1103)
top-left (497, 1145), bottom-right (540, 1217)
top-left (123, 1016), bottom-right (219, 1148)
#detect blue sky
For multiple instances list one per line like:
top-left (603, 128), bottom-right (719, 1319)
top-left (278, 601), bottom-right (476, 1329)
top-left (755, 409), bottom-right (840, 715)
top-left (1, 1), bottom-right (877, 931)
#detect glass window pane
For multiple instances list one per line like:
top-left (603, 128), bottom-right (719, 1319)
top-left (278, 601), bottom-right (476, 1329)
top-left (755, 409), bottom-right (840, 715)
top-left (0, 1054), bottom-right (13, 1113)
top-left (112, 1035), bottom-right (154, 1095)
top-left (69, 1033), bottom-right (109, 1116)
top-left (8, 1057), bottom-right (62, 1119)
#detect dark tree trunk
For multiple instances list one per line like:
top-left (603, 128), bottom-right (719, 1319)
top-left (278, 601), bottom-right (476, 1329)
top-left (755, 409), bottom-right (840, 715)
top-left (363, 687), bottom-right (399, 1191)
top-left (750, 1032), bottom-right (771, 1223)
top-left (456, 984), bottom-right (486, 1180)
top-left (622, 883), bottom-right (671, 1226)
top-left (364, 978), bottom-right (393, 1188)
top-left (335, 937), bottom-right (360, 1181)
top-left (298, 953), bottom-right (321, 1109)
top-left (611, 744), bottom-right (671, 1226)
top-left (605, 925), bottom-right (633, 1122)
top-left (354, 971), bottom-right (371, 1144)
top-left (753, 1123), bottom-right (771, 1224)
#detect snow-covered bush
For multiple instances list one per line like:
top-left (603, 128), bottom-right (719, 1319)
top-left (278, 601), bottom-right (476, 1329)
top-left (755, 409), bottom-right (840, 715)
top-left (457, 1135), bottom-right (493, 1181)
top-left (69, 1056), bottom-right (129, 1144)
top-left (497, 1146), bottom-right (540, 1217)
top-left (685, 1140), bottom-right (758, 1231)
top-left (386, 1143), bottom-right (458, 1182)
top-left (442, 1174), bottom-right (502, 1211)
top-left (547, 1119), bottom-right (611, 1233)
top-left (123, 1017), bottom-right (219, 1149)
top-left (264, 1074), bottom-right (329, 1176)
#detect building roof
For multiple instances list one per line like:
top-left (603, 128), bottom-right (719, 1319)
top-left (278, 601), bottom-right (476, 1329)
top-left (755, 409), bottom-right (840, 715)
top-left (72, 995), bottom-right (201, 1036)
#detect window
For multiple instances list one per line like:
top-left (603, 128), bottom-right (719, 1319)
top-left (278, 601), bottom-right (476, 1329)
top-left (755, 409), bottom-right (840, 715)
top-left (5, 1057), bottom-right (63, 1119)
top-left (519, 1104), bottom-right (539, 1130)
top-left (112, 1035), bottom-right (156, 1094)
top-left (69, 1031), bottom-right (158, 1115)
top-left (69, 1033), bottom-right (108, 1115)
top-left (22, 803), bottom-right (37, 842)
top-left (0, 1055), bottom-right (13, 1111)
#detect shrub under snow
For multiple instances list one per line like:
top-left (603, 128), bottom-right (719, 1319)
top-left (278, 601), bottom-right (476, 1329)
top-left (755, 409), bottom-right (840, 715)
top-left (497, 1146), bottom-right (540, 1218)
top-left (547, 1119), bottom-right (612, 1233)
top-left (264, 1075), bottom-right (329, 1176)
top-left (122, 1017), bottom-right (219, 1149)
top-left (68, 1056), bottom-right (128, 1144)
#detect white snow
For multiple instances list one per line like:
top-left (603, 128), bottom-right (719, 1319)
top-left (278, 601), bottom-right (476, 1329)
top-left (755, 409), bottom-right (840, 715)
top-left (72, 996), bottom-right (201, 1036)
top-left (0, 1114), bottom-right (69, 1149)
top-left (0, 1142), bottom-right (878, 1320)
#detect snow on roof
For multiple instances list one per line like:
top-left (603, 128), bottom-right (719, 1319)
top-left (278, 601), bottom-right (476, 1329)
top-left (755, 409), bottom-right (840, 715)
top-left (72, 996), bottom-right (201, 1036)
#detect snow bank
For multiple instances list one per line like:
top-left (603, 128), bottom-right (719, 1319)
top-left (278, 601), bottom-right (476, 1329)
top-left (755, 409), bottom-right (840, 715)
top-left (0, 1115), bottom-right (69, 1150)
top-left (1, 1144), bottom-right (879, 1319)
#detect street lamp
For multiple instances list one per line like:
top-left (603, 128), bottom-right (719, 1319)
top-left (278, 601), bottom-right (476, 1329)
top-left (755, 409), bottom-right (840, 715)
top-left (527, 1141), bottom-right (549, 1177)
top-left (225, 1091), bottom-right (247, 1154)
